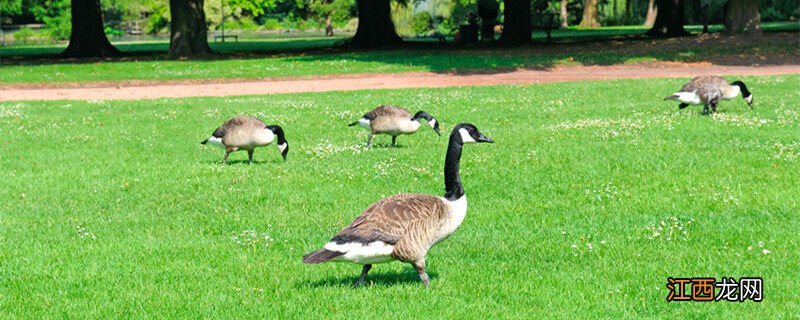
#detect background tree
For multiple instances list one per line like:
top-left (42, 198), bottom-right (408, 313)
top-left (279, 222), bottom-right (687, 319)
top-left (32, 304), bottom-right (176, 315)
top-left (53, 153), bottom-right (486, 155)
top-left (349, 0), bottom-right (401, 47)
top-left (560, 0), bottom-right (568, 28)
top-left (724, 0), bottom-right (761, 35)
top-left (643, 0), bottom-right (657, 26)
top-left (168, 0), bottom-right (212, 58)
top-left (579, 0), bottom-right (601, 27)
top-left (646, 0), bottom-right (688, 36)
top-left (309, 0), bottom-right (355, 37)
top-left (477, 0), bottom-right (499, 41)
top-left (499, 0), bottom-right (532, 44)
top-left (62, 0), bottom-right (120, 57)
top-left (1, 0), bottom-right (24, 18)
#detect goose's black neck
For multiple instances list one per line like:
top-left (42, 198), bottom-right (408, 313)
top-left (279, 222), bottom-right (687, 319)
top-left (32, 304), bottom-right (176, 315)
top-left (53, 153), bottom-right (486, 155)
top-left (412, 111), bottom-right (433, 122)
top-left (443, 132), bottom-right (464, 201)
top-left (267, 125), bottom-right (287, 144)
top-left (731, 81), bottom-right (751, 97)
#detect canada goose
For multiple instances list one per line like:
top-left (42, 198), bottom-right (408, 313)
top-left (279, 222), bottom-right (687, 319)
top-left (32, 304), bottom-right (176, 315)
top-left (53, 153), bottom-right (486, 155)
top-left (303, 123), bottom-right (493, 288)
top-left (664, 76), bottom-right (753, 114)
top-left (201, 116), bottom-right (288, 164)
top-left (348, 105), bottom-right (441, 147)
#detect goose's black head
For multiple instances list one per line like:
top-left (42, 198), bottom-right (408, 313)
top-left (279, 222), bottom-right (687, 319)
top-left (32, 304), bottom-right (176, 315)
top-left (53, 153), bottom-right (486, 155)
top-left (266, 125), bottom-right (289, 161)
top-left (412, 111), bottom-right (441, 136)
top-left (451, 123), bottom-right (493, 145)
top-left (731, 81), bottom-right (753, 108)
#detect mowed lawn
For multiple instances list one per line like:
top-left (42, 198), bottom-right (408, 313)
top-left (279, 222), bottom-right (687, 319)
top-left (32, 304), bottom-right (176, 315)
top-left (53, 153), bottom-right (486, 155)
top-left (1, 76), bottom-right (799, 318)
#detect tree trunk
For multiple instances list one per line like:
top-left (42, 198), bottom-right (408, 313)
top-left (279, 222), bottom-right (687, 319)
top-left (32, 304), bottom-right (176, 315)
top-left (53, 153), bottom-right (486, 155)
top-left (579, 0), bottom-right (601, 28)
top-left (349, 0), bottom-right (401, 47)
top-left (644, 0), bottom-right (658, 26)
top-left (613, 0), bottom-right (617, 17)
top-left (325, 13), bottom-right (333, 36)
top-left (646, 0), bottom-right (688, 37)
top-left (701, 0), bottom-right (710, 33)
top-left (61, 0), bottom-right (120, 58)
top-left (626, 0), bottom-right (632, 16)
top-left (724, 0), bottom-right (761, 35)
top-left (499, 0), bottom-right (532, 44)
top-left (561, 0), bottom-right (569, 28)
top-left (168, 0), bottom-right (212, 58)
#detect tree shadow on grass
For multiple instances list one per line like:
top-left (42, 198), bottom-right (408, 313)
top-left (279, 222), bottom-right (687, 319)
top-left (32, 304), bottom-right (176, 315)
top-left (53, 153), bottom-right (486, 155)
top-left (1, 28), bottom-right (797, 78)
top-left (302, 270), bottom-right (438, 288)
top-left (233, 31), bottom-right (799, 77)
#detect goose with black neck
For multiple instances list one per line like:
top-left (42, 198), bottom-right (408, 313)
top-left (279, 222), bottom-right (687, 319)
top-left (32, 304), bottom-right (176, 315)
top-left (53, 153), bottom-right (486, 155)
top-left (201, 116), bottom-right (289, 164)
top-left (303, 123), bottom-right (493, 288)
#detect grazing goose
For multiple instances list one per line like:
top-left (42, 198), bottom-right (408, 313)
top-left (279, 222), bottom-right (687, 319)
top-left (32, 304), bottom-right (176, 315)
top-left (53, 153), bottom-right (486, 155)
top-left (303, 123), bottom-right (493, 288)
top-left (201, 116), bottom-right (288, 164)
top-left (664, 76), bottom-right (753, 114)
top-left (348, 105), bottom-right (441, 147)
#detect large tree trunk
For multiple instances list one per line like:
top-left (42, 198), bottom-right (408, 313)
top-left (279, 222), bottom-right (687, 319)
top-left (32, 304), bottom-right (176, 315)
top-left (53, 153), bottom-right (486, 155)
top-left (646, 0), bottom-right (688, 37)
top-left (499, 0), bottom-right (532, 44)
top-left (349, 0), bottom-right (401, 47)
top-left (61, 0), bottom-right (120, 58)
top-left (626, 0), bottom-right (632, 16)
top-left (644, 0), bottom-right (658, 26)
top-left (168, 0), bottom-right (212, 58)
top-left (579, 0), bottom-right (601, 28)
top-left (724, 0), bottom-right (761, 35)
top-left (560, 0), bottom-right (569, 28)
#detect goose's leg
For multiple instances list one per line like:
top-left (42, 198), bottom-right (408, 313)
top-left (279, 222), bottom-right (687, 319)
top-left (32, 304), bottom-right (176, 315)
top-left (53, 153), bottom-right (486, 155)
top-left (711, 102), bottom-right (718, 114)
top-left (354, 264), bottom-right (372, 288)
top-left (247, 149), bottom-right (254, 164)
top-left (413, 260), bottom-right (430, 288)
top-left (224, 147), bottom-right (237, 164)
top-left (391, 136), bottom-right (397, 148)
top-left (702, 104), bottom-right (709, 115)
top-left (367, 134), bottom-right (374, 147)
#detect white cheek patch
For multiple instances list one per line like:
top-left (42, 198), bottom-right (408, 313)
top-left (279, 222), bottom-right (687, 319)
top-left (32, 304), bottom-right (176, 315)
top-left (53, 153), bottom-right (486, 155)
top-left (277, 142), bottom-right (288, 153)
top-left (428, 119), bottom-right (437, 128)
top-left (206, 137), bottom-right (225, 148)
top-left (459, 128), bottom-right (476, 143)
top-left (745, 96), bottom-right (753, 104)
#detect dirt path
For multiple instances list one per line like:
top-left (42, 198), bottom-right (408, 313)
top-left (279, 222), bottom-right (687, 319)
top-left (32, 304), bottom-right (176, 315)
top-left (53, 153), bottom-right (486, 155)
top-left (2, 63), bottom-right (799, 101)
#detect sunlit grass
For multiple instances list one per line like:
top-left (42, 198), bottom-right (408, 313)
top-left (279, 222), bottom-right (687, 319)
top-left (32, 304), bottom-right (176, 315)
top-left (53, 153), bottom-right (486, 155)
top-left (1, 75), bottom-right (798, 317)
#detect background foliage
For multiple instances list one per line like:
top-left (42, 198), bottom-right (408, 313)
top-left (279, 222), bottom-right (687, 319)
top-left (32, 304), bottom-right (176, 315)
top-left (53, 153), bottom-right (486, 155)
top-left (0, 0), bottom-right (797, 41)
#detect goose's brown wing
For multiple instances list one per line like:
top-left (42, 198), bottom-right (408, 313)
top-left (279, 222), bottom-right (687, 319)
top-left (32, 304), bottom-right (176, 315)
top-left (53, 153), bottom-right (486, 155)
top-left (680, 76), bottom-right (728, 92)
top-left (330, 193), bottom-right (445, 245)
top-left (363, 105), bottom-right (411, 121)
top-left (212, 116), bottom-right (266, 138)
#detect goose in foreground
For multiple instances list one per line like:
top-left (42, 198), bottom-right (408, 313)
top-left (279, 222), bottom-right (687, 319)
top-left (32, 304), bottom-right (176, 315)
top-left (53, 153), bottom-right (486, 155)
top-left (303, 123), bottom-right (493, 288)
top-left (664, 76), bottom-right (753, 114)
top-left (201, 116), bottom-right (288, 164)
top-left (348, 105), bottom-right (441, 147)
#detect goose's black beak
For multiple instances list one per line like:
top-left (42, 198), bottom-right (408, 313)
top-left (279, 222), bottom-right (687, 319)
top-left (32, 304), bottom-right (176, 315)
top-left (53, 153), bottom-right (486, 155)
top-left (434, 127), bottom-right (441, 137)
top-left (476, 134), bottom-right (493, 143)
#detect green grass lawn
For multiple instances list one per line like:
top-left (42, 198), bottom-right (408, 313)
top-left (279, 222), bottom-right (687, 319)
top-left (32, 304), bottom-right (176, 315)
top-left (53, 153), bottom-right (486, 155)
top-left (1, 75), bottom-right (799, 317)
top-left (0, 36), bottom-right (347, 58)
top-left (1, 23), bottom-right (797, 85)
